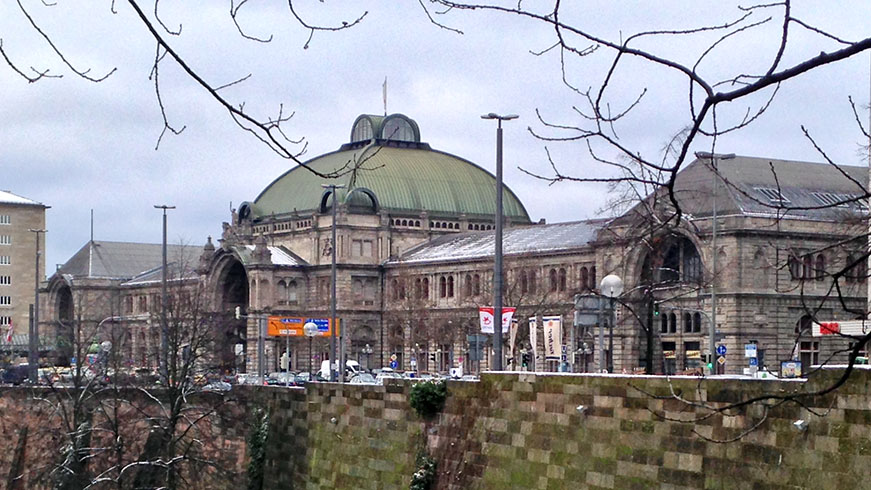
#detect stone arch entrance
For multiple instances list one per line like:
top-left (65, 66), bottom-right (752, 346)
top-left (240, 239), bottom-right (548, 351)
top-left (216, 258), bottom-right (249, 373)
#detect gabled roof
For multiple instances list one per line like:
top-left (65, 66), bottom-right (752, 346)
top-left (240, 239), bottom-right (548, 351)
top-left (56, 241), bottom-right (201, 280)
top-left (0, 190), bottom-right (45, 207)
top-left (633, 154), bottom-right (868, 222)
top-left (388, 220), bottom-right (605, 266)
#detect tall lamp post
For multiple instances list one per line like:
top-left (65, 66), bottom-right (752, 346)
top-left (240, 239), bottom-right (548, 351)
top-left (599, 275), bottom-right (623, 373)
top-left (321, 183), bottom-right (345, 382)
top-left (303, 321), bottom-right (318, 378)
top-left (27, 228), bottom-right (46, 384)
top-left (481, 112), bottom-right (518, 371)
top-left (154, 205), bottom-right (175, 384)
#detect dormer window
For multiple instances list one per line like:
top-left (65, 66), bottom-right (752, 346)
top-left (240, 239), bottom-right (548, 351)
top-left (351, 118), bottom-right (374, 142)
top-left (755, 187), bottom-right (790, 205)
top-left (382, 117), bottom-right (415, 142)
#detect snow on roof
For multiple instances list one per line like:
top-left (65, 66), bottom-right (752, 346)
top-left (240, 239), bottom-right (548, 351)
top-left (390, 220), bottom-right (605, 265)
top-left (0, 190), bottom-right (44, 207)
top-left (240, 245), bottom-right (306, 266)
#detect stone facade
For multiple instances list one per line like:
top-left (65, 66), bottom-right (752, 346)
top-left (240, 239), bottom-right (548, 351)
top-left (39, 122), bottom-right (869, 377)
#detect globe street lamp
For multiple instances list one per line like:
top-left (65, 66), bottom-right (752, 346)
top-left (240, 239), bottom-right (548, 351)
top-left (599, 274), bottom-right (623, 373)
top-left (361, 343), bottom-right (373, 371)
top-left (304, 321), bottom-right (319, 379)
top-left (481, 112), bottom-right (518, 371)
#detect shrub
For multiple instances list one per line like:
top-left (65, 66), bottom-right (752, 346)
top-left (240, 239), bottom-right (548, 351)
top-left (408, 380), bottom-right (447, 419)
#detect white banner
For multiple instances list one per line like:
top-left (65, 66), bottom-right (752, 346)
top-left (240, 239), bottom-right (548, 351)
top-left (529, 316), bottom-right (538, 362)
top-left (479, 307), bottom-right (516, 334)
top-left (543, 315), bottom-right (562, 361)
top-left (509, 318), bottom-right (518, 360)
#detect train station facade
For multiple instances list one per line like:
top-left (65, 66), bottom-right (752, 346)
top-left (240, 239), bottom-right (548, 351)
top-left (39, 114), bottom-right (869, 375)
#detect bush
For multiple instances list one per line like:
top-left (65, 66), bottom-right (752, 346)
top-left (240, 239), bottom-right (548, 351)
top-left (408, 380), bottom-right (447, 419)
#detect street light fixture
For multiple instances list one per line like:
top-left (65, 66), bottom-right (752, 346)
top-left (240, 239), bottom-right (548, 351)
top-left (303, 321), bottom-right (318, 378)
top-left (599, 274), bottom-right (623, 373)
top-left (321, 183), bottom-right (345, 382)
top-left (362, 343), bottom-right (373, 371)
top-left (153, 205), bottom-right (175, 384)
top-left (27, 228), bottom-right (46, 384)
top-left (481, 112), bottom-right (518, 371)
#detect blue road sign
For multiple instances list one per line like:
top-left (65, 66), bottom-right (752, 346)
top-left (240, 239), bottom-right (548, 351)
top-left (390, 360), bottom-right (398, 369)
top-left (749, 357), bottom-right (758, 367)
top-left (716, 344), bottom-right (727, 356)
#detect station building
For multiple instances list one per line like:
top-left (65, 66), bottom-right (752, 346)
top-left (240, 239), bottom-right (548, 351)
top-left (39, 114), bottom-right (869, 375)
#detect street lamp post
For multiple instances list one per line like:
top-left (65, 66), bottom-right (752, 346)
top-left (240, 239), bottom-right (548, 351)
top-left (362, 343), bottom-right (373, 371)
top-left (322, 184), bottom-right (345, 382)
top-left (304, 321), bottom-right (318, 379)
top-left (481, 112), bottom-right (518, 371)
top-left (599, 275), bottom-right (624, 373)
top-left (28, 228), bottom-right (46, 384)
top-left (154, 205), bottom-right (175, 384)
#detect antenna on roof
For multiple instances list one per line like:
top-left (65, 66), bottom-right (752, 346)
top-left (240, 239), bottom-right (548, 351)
top-left (382, 77), bottom-right (387, 116)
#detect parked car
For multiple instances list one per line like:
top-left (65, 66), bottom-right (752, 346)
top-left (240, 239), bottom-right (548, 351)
top-left (266, 372), bottom-right (298, 386)
top-left (349, 373), bottom-right (377, 384)
top-left (1, 365), bottom-right (31, 385)
top-left (236, 373), bottom-right (264, 385)
top-left (202, 380), bottom-right (232, 392)
top-left (375, 369), bottom-right (403, 385)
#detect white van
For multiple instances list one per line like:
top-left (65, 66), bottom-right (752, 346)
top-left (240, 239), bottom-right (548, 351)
top-left (318, 360), bottom-right (361, 380)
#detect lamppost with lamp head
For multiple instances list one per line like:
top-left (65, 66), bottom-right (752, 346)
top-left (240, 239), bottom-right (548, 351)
top-left (599, 275), bottom-right (623, 373)
top-left (303, 322), bottom-right (319, 379)
top-left (481, 112), bottom-right (518, 371)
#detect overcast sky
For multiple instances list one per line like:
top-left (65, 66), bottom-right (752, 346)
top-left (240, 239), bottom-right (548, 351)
top-left (2, 1), bottom-right (870, 272)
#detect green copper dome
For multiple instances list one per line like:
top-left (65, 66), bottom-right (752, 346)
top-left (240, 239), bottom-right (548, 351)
top-left (248, 114), bottom-right (530, 222)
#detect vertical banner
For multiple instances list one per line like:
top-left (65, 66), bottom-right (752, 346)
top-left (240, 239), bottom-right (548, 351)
top-left (529, 316), bottom-right (538, 363)
top-left (543, 315), bottom-right (562, 361)
top-left (509, 318), bottom-right (518, 361)
top-left (479, 307), bottom-right (517, 334)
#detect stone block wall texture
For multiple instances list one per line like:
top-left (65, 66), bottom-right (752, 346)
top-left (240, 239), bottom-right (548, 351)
top-left (2, 370), bottom-right (871, 489)
top-left (259, 370), bottom-right (871, 489)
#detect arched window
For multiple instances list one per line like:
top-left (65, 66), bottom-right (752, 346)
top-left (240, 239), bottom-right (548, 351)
top-left (520, 271), bottom-right (528, 294)
top-left (447, 276), bottom-right (454, 297)
top-left (422, 277), bottom-right (430, 298)
top-left (558, 268), bottom-right (567, 292)
top-left (392, 279), bottom-right (400, 301)
top-left (473, 274), bottom-right (481, 296)
top-left (529, 271), bottom-right (537, 294)
top-left (815, 254), bottom-right (825, 281)
top-left (464, 274), bottom-right (472, 297)
top-left (590, 266), bottom-right (597, 289)
top-left (549, 269), bottom-right (558, 292)
top-left (668, 312), bottom-right (677, 333)
top-left (660, 314), bottom-right (668, 334)
top-left (351, 117), bottom-right (373, 142)
top-left (683, 312), bottom-right (692, 333)
top-left (439, 277), bottom-right (447, 298)
top-left (580, 267), bottom-right (589, 290)
top-left (803, 255), bottom-right (813, 279)
top-left (693, 313), bottom-right (701, 333)
top-left (415, 278), bottom-right (422, 299)
top-left (382, 117), bottom-right (415, 141)
top-left (788, 255), bottom-right (801, 280)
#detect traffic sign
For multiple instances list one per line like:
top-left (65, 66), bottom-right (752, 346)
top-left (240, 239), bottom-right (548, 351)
top-left (749, 357), bottom-right (758, 367)
top-left (716, 344), bottom-right (727, 356)
top-left (717, 356), bottom-right (726, 365)
top-left (744, 344), bottom-right (757, 358)
top-left (390, 360), bottom-right (398, 369)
